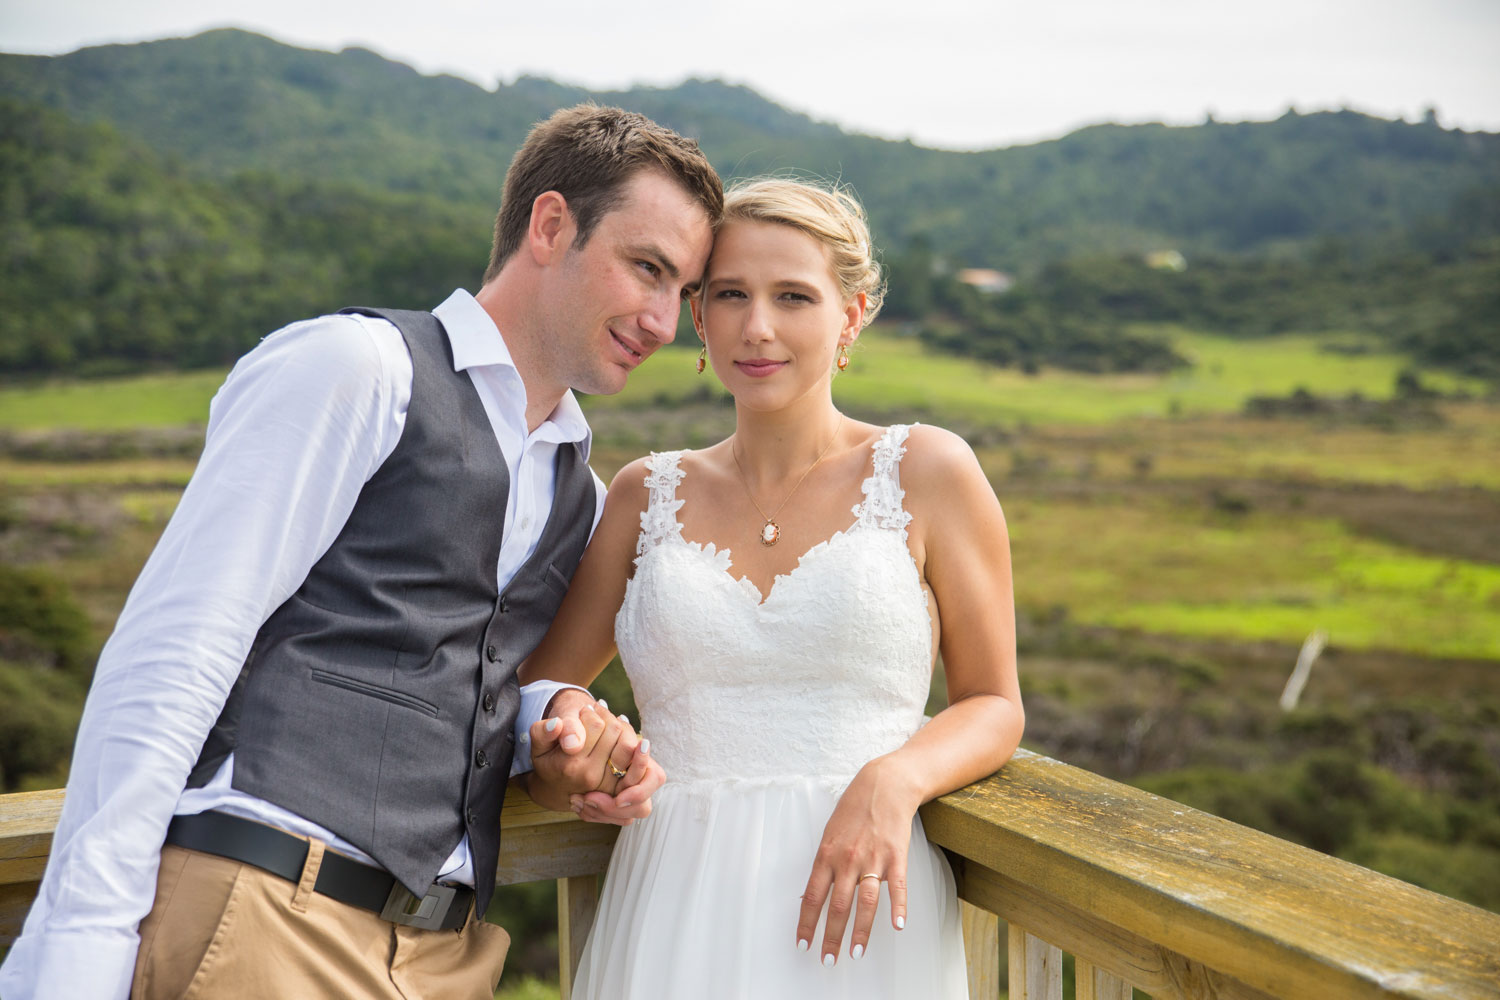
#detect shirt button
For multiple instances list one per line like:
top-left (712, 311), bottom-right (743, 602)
top-left (519, 732), bottom-right (529, 745)
top-left (474, 749), bottom-right (489, 768)
top-left (483, 693), bottom-right (496, 713)
top-left (486, 645), bottom-right (498, 662)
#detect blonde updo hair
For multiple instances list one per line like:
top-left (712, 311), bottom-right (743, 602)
top-left (717, 178), bottom-right (885, 328)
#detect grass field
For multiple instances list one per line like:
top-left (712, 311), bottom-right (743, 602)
top-left (1008, 496), bottom-right (1500, 659)
top-left (1, 325), bottom-right (1486, 431)
top-left (0, 370), bottom-right (225, 430)
top-left (970, 403), bottom-right (1500, 491)
top-left (4, 326), bottom-right (1495, 666)
top-left (604, 324), bottom-right (1488, 426)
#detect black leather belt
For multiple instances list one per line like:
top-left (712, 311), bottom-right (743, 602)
top-left (165, 811), bottom-right (473, 931)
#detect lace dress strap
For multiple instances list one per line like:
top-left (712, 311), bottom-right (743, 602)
top-left (852, 424), bottom-right (916, 538)
top-left (636, 451), bottom-right (688, 557)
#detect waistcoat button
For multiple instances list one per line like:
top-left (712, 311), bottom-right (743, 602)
top-left (483, 693), bottom-right (496, 713)
top-left (466, 809), bottom-right (477, 825)
top-left (498, 599), bottom-right (509, 614)
top-left (486, 644), bottom-right (498, 662)
top-left (474, 749), bottom-right (489, 768)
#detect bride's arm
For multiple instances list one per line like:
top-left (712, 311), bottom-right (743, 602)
top-left (519, 456), bottom-right (656, 815)
top-left (520, 454), bottom-right (652, 687)
top-left (798, 425), bottom-right (1024, 965)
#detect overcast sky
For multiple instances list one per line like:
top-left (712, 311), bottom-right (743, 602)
top-left (4, 1), bottom-right (1498, 150)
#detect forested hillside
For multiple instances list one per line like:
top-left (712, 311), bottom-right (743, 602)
top-left (2, 28), bottom-right (1497, 377)
top-left (0, 99), bottom-right (490, 372)
top-left (5, 29), bottom-right (1498, 263)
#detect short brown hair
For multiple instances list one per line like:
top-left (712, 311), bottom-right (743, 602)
top-left (484, 104), bottom-right (723, 281)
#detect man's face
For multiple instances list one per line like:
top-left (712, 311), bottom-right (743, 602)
top-left (541, 170), bottom-right (715, 396)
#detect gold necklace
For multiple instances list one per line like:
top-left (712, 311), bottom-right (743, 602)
top-left (730, 415), bottom-right (845, 547)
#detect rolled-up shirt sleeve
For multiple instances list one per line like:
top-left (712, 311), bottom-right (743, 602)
top-left (0, 315), bottom-right (411, 1000)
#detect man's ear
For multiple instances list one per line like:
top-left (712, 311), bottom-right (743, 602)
top-left (527, 190), bottom-right (574, 265)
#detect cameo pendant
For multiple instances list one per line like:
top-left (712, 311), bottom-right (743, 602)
top-left (760, 521), bottom-right (780, 546)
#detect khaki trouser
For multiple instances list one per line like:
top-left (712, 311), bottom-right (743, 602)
top-left (131, 842), bottom-right (510, 1000)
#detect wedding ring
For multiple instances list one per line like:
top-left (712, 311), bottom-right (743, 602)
top-left (608, 761), bottom-right (628, 779)
top-left (859, 872), bottom-right (882, 882)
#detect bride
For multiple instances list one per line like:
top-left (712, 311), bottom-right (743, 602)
top-left (519, 178), bottom-right (1023, 997)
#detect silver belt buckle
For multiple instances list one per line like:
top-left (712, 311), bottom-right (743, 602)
top-left (380, 882), bottom-right (459, 930)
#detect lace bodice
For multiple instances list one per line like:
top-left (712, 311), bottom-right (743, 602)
top-left (616, 425), bottom-right (932, 787)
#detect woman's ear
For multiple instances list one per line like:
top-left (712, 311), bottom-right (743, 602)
top-left (688, 296), bottom-right (706, 342)
top-left (527, 190), bottom-right (574, 265)
top-left (841, 291), bottom-right (867, 346)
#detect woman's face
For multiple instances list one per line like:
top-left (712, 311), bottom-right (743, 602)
top-left (692, 220), bottom-right (862, 413)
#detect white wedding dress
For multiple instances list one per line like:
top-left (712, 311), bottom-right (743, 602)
top-left (573, 424), bottom-right (969, 998)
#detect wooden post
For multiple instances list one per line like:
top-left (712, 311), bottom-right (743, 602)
top-left (959, 898), bottom-right (1000, 997)
top-left (1076, 959), bottom-right (1133, 1000)
top-left (1007, 923), bottom-right (1062, 1000)
top-left (1279, 629), bottom-right (1328, 711)
top-left (556, 874), bottom-right (599, 1000)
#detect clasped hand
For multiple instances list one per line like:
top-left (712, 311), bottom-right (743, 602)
top-left (527, 689), bottom-right (662, 825)
top-left (797, 757), bottom-right (919, 966)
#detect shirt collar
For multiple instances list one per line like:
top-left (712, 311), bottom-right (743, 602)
top-left (432, 288), bottom-right (592, 459)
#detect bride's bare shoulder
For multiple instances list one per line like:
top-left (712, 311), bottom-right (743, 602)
top-left (898, 424), bottom-right (1002, 516)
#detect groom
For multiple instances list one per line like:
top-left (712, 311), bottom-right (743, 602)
top-left (0, 105), bottom-right (721, 999)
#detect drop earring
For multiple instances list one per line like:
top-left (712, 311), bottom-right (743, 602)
top-left (696, 346), bottom-right (707, 374)
top-left (836, 344), bottom-right (850, 371)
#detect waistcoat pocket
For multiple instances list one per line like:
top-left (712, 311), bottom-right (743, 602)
top-left (309, 669), bottom-right (440, 717)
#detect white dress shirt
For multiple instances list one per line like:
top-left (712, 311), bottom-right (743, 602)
top-left (0, 289), bottom-right (605, 1000)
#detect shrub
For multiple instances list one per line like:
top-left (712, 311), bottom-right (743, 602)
top-left (0, 565), bottom-right (94, 676)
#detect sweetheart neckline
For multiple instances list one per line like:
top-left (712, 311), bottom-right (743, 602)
top-left (674, 526), bottom-right (858, 608)
top-left (664, 523), bottom-right (925, 611)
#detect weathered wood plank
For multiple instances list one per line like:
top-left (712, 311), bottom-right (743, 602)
top-left (495, 778), bottom-right (620, 884)
top-left (0, 789), bottom-right (63, 875)
top-left (0, 789), bottom-right (64, 942)
top-left (952, 855), bottom-right (1273, 1000)
top-left (494, 819), bottom-right (619, 885)
top-left (922, 749), bottom-right (1500, 1000)
top-left (960, 898), bottom-right (1000, 998)
top-left (557, 874), bottom-right (599, 1000)
top-left (1008, 924), bottom-right (1062, 1000)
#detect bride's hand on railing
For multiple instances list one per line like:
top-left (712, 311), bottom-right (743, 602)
top-left (796, 754), bottom-right (920, 967)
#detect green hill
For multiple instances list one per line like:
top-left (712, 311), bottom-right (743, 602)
top-left (2, 29), bottom-right (1496, 377)
top-left (4, 29), bottom-right (1498, 268)
top-left (0, 98), bottom-right (490, 372)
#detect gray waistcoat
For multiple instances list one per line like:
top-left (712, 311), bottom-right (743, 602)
top-left (188, 306), bottom-right (596, 912)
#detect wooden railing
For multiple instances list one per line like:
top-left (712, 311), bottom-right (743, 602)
top-left (4, 750), bottom-right (1498, 998)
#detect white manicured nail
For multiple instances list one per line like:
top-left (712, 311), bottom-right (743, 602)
top-left (641, 738), bottom-right (651, 755)
top-left (619, 713), bottom-right (629, 724)
top-left (822, 954), bottom-right (835, 968)
top-left (851, 944), bottom-right (864, 960)
top-left (597, 699), bottom-right (609, 710)
top-left (797, 939), bottom-right (809, 952)
top-left (895, 916), bottom-right (906, 930)
top-left (545, 718), bottom-right (559, 733)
